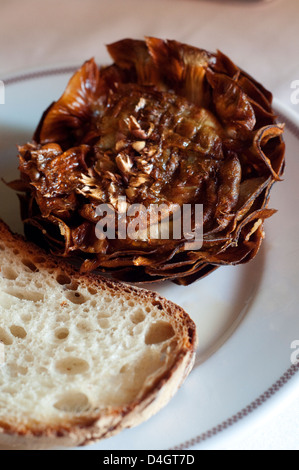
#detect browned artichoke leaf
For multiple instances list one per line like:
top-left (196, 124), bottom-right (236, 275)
top-left (5, 178), bottom-right (30, 192)
top-left (36, 59), bottom-right (104, 147)
top-left (248, 100), bottom-right (277, 129)
top-left (234, 176), bottom-right (271, 222)
top-left (213, 53), bottom-right (273, 120)
top-left (39, 215), bottom-right (101, 256)
top-left (142, 253), bottom-right (205, 274)
top-left (22, 215), bottom-right (70, 254)
top-left (23, 144), bottom-right (89, 196)
top-left (173, 264), bottom-right (218, 286)
top-left (232, 207), bottom-right (276, 246)
top-left (181, 207), bottom-right (275, 274)
top-left (213, 153), bottom-right (242, 230)
top-left (209, 239), bottom-right (261, 265)
top-left (107, 38), bottom-right (160, 87)
top-left (111, 261), bottom-right (217, 285)
top-left (17, 142), bottom-right (63, 193)
top-left (173, 222), bottom-right (264, 285)
top-left (107, 36), bottom-right (213, 106)
top-left (206, 69), bottom-right (256, 135)
top-left (237, 177), bottom-right (270, 207)
top-left (50, 216), bottom-right (73, 254)
top-left (34, 193), bottom-right (78, 219)
top-left (146, 37), bottom-right (212, 106)
top-left (212, 50), bottom-right (240, 79)
top-left (144, 252), bottom-right (221, 283)
top-left (19, 143), bottom-right (92, 218)
top-left (236, 75), bottom-right (273, 114)
top-left (252, 124), bottom-right (285, 180)
top-left (238, 69), bottom-right (273, 106)
top-left (70, 221), bottom-right (102, 253)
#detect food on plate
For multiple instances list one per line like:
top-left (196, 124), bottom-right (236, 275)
top-left (0, 219), bottom-right (196, 449)
top-left (11, 37), bottom-right (285, 285)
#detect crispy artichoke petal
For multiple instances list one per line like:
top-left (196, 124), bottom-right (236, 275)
top-left (107, 38), bottom-right (160, 86)
top-left (146, 37), bottom-right (213, 106)
top-left (206, 69), bottom-right (256, 135)
top-left (36, 58), bottom-right (104, 146)
top-left (252, 124), bottom-right (285, 180)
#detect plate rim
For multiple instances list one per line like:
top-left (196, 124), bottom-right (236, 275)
top-left (1, 67), bottom-right (299, 450)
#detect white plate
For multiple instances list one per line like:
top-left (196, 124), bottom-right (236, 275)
top-left (0, 68), bottom-right (298, 450)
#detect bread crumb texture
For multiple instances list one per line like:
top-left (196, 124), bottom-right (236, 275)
top-left (0, 225), bottom-right (195, 435)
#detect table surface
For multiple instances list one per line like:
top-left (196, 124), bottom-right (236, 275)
top-left (1, 0), bottom-right (299, 451)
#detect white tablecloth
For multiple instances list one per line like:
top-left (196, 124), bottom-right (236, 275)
top-left (1, 0), bottom-right (299, 451)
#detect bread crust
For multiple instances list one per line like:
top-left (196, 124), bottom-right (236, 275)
top-left (0, 219), bottom-right (197, 449)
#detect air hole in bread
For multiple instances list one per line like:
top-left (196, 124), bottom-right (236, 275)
top-left (76, 321), bottom-right (92, 332)
top-left (56, 313), bottom-right (69, 323)
top-left (64, 291), bottom-right (86, 305)
top-left (97, 310), bottom-right (111, 319)
top-left (67, 281), bottom-right (79, 291)
top-left (0, 243), bottom-right (4, 250)
top-left (145, 321), bottom-right (175, 345)
top-left (56, 273), bottom-right (71, 285)
top-left (9, 325), bottom-right (27, 339)
top-left (152, 301), bottom-right (163, 311)
top-left (130, 309), bottom-right (145, 324)
top-left (53, 392), bottom-right (91, 413)
top-left (2, 386), bottom-right (17, 396)
top-left (25, 354), bottom-right (34, 363)
top-left (55, 357), bottom-right (89, 375)
top-left (55, 328), bottom-right (69, 340)
top-left (1, 266), bottom-right (18, 280)
top-left (88, 287), bottom-right (97, 295)
top-left (119, 364), bottom-right (129, 373)
top-left (98, 318), bottom-right (110, 329)
top-left (21, 259), bottom-right (38, 272)
top-left (21, 314), bottom-right (32, 323)
top-left (4, 288), bottom-right (44, 302)
top-left (0, 327), bottom-right (13, 345)
top-left (9, 364), bottom-right (28, 376)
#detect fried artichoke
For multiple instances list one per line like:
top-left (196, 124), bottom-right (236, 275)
top-left (13, 38), bottom-right (285, 285)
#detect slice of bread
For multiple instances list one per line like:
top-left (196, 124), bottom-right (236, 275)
top-left (0, 220), bottom-right (197, 449)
